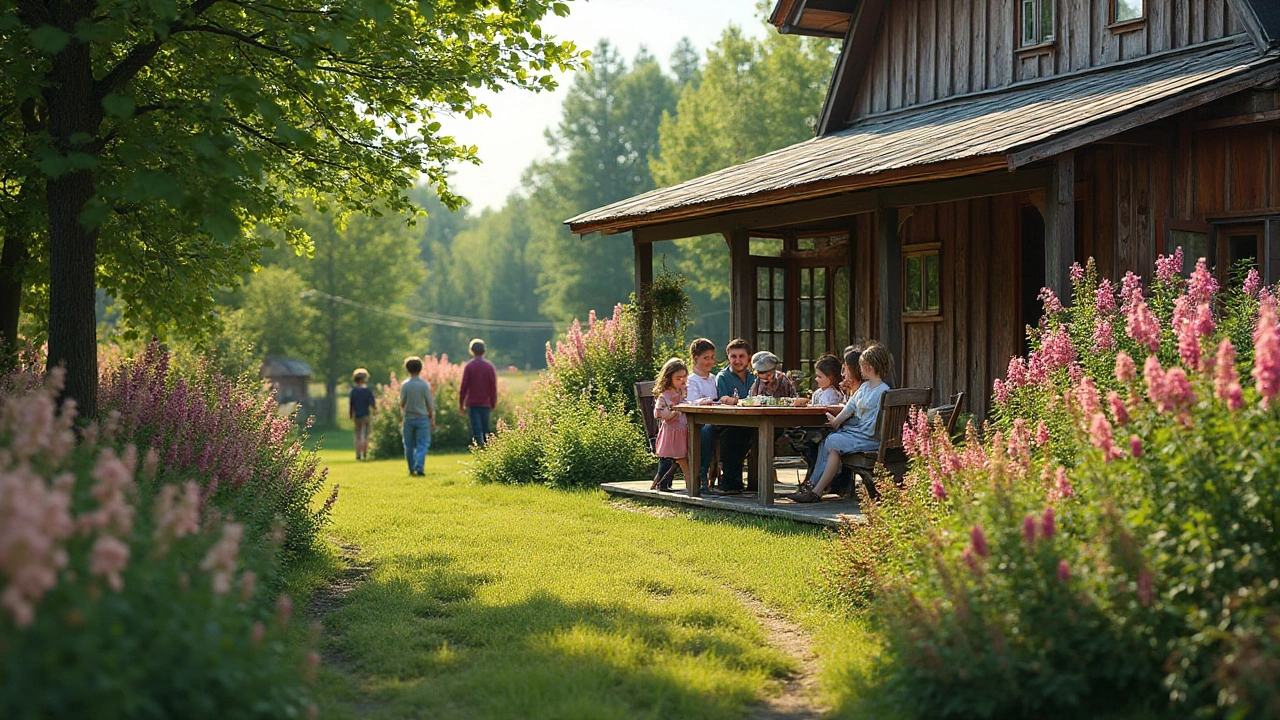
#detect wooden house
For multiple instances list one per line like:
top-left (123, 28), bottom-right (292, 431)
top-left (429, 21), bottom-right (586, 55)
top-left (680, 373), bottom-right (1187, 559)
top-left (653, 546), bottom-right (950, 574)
top-left (567, 0), bottom-right (1280, 421)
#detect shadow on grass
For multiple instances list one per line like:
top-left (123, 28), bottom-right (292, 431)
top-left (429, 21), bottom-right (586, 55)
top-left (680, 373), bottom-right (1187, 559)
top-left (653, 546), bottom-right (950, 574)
top-left (320, 550), bottom-right (787, 720)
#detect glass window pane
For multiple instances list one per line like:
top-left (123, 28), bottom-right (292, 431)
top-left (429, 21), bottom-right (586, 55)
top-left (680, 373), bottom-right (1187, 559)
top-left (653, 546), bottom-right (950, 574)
top-left (905, 255), bottom-right (923, 312)
top-left (833, 267), bottom-right (850, 351)
top-left (773, 301), bottom-right (786, 331)
top-left (814, 267), bottom-right (826, 297)
top-left (757, 267), bottom-right (770, 298)
top-left (750, 238), bottom-right (783, 257)
top-left (1022, 0), bottom-right (1037, 45)
top-left (1041, 0), bottom-right (1054, 40)
top-left (800, 331), bottom-right (812, 360)
top-left (925, 253), bottom-right (941, 312)
top-left (757, 333), bottom-right (769, 353)
top-left (757, 300), bottom-right (770, 329)
top-left (1169, 231), bottom-right (1209, 275)
top-left (1114, 0), bottom-right (1142, 21)
top-left (800, 300), bottom-right (811, 330)
top-left (814, 299), bottom-right (827, 331)
top-left (773, 268), bottom-right (785, 297)
top-left (800, 268), bottom-right (811, 297)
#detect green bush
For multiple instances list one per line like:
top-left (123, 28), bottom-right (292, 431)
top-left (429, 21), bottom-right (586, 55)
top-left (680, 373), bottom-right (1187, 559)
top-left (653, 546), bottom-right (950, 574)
top-left (473, 391), bottom-right (651, 488)
top-left (471, 304), bottom-right (657, 488)
top-left (832, 254), bottom-right (1280, 718)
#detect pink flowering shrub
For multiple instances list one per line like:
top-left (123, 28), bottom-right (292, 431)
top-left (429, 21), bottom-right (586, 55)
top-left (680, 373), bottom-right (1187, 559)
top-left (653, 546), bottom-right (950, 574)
top-left (541, 304), bottom-right (654, 415)
top-left (471, 304), bottom-right (652, 488)
top-left (98, 342), bottom-right (333, 559)
top-left (0, 370), bottom-right (316, 718)
top-left (833, 254), bottom-right (1280, 718)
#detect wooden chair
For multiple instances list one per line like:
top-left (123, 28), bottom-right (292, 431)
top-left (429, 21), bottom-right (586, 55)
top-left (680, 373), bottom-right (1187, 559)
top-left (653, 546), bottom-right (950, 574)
top-left (926, 391), bottom-right (966, 440)
top-left (634, 381), bottom-right (658, 452)
top-left (841, 387), bottom-right (933, 499)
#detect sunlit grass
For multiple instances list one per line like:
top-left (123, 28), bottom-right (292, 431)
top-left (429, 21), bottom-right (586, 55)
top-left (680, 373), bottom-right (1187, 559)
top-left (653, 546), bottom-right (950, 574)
top-left (307, 429), bottom-right (878, 719)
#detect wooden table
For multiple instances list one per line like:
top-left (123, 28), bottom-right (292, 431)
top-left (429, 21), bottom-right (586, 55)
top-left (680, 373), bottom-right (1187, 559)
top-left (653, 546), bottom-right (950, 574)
top-left (677, 403), bottom-right (834, 507)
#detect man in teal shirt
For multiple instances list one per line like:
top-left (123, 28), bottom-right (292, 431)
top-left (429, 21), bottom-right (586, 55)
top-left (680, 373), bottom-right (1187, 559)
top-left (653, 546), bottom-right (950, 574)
top-left (711, 338), bottom-right (755, 495)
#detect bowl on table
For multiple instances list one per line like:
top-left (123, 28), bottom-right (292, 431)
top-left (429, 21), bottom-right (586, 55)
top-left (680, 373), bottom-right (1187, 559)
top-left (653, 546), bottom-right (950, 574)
top-left (791, 397), bottom-right (809, 407)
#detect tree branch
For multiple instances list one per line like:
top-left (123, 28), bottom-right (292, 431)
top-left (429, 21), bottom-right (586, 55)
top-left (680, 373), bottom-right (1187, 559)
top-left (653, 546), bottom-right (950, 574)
top-left (94, 0), bottom-right (223, 99)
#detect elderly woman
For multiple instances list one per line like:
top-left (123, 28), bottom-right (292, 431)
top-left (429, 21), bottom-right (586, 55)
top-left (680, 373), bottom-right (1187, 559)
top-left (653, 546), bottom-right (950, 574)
top-left (747, 351), bottom-right (798, 398)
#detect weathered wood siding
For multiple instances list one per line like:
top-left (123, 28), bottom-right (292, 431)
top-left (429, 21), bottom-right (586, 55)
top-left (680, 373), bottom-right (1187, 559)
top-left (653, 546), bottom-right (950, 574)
top-left (1077, 115), bottom-right (1280, 281)
top-left (885, 197), bottom-right (1024, 422)
top-left (851, 0), bottom-right (1246, 121)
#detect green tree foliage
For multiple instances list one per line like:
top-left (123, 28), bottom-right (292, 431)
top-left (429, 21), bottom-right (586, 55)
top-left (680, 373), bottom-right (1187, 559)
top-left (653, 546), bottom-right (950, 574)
top-left (234, 266), bottom-right (317, 360)
top-left (1, 0), bottom-right (585, 415)
top-left (528, 41), bottom-right (678, 324)
top-left (413, 190), bottom-right (549, 368)
top-left (651, 27), bottom-right (836, 302)
top-left (263, 202), bottom-right (426, 421)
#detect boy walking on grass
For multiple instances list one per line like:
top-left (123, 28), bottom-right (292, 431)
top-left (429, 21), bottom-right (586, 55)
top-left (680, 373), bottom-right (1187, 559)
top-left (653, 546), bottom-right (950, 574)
top-left (459, 338), bottom-right (498, 448)
top-left (349, 368), bottom-right (376, 461)
top-left (399, 356), bottom-right (436, 476)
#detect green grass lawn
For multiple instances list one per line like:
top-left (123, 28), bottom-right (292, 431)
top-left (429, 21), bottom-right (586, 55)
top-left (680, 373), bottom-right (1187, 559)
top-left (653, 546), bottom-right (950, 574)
top-left (307, 429), bottom-right (879, 719)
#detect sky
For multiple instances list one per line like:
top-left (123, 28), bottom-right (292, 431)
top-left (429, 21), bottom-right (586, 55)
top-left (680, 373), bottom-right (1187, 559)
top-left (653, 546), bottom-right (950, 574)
top-left (441, 0), bottom-right (768, 212)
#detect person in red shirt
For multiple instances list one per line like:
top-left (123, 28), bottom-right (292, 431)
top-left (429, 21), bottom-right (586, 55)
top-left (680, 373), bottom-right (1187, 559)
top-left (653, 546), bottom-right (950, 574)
top-left (459, 338), bottom-right (499, 447)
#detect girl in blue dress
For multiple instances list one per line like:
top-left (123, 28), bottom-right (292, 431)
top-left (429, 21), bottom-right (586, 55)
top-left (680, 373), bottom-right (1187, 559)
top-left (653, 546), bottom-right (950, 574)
top-left (788, 344), bottom-right (893, 503)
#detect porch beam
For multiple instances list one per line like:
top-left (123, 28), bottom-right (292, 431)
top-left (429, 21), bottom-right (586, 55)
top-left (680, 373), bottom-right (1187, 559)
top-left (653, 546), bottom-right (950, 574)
top-left (632, 192), bottom-right (880, 244)
top-left (877, 207), bottom-right (903, 384)
top-left (634, 237), bottom-right (653, 365)
top-left (628, 168), bottom-right (1051, 244)
top-left (727, 228), bottom-right (752, 342)
top-left (1045, 152), bottom-right (1076, 302)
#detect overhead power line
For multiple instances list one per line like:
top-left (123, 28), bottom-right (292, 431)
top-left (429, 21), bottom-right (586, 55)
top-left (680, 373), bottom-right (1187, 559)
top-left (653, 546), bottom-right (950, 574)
top-left (300, 290), bottom-right (557, 332)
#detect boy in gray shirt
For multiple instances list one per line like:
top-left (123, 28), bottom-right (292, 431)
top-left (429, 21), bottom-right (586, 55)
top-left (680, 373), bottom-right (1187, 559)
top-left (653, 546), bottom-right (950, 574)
top-left (399, 356), bottom-right (436, 476)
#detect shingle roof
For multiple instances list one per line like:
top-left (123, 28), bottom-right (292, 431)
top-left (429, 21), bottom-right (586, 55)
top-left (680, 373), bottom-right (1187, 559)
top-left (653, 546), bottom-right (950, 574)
top-left (568, 37), bottom-right (1278, 236)
top-left (261, 357), bottom-right (313, 378)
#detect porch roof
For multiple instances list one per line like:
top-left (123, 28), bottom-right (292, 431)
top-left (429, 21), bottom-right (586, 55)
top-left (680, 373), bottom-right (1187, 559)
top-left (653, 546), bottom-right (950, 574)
top-left (567, 37), bottom-right (1279, 237)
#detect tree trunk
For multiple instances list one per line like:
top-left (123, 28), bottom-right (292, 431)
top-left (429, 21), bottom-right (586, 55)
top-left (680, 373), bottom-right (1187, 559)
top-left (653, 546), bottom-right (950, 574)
top-left (0, 195), bottom-right (30, 354)
top-left (44, 11), bottom-right (103, 418)
top-left (324, 222), bottom-right (339, 425)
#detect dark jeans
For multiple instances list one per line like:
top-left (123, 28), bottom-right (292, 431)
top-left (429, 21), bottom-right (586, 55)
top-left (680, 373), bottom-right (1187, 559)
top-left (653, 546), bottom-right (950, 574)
top-left (468, 406), bottom-right (491, 447)
top-left (403, 417), bottom-right (431, 473)
top-left (717, 427), bottom-right (754, 491)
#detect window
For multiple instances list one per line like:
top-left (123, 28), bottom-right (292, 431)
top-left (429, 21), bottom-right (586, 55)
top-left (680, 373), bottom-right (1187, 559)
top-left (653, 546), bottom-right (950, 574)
top-left (797, 266), bottom-right (828, 379)
top-left (903, 246), bottom-right (941, 317)
top-left (1020, 0), bottom-right (1055, 47)
top-left (1164, 220), bottom-right (1213, 276)
top-left (756, 265), bottom-right (785, 356)
top-left (1112, 0), bottom-right (1143, 23)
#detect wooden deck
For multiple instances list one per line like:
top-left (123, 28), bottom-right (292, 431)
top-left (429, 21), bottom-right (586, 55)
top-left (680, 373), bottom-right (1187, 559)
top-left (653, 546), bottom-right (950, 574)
top-left (600, 465), bottom-right (862, 528)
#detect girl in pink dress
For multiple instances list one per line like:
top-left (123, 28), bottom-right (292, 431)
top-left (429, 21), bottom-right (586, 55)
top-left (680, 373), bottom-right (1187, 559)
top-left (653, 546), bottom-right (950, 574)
top-left (651, 358), bottom-right (691, 492)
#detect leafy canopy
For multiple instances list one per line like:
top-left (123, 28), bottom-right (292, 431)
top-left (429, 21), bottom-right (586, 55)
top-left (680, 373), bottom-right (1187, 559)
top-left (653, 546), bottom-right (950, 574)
top-left (1, 0), bottom-right (586, 339)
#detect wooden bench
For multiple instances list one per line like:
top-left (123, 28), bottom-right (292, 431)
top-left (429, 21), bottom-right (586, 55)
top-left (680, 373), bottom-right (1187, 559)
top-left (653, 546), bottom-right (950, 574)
top-left (841, 387), bottom-right (932, 500)
top-left (634, 381), bottom-right (658, 452)
top-left (927, 391), bottom-right (966, 440)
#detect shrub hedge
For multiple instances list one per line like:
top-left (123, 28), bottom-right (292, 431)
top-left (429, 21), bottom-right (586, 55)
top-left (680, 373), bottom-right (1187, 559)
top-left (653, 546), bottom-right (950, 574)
top-left (832, 255), bottom-right (1280, 719)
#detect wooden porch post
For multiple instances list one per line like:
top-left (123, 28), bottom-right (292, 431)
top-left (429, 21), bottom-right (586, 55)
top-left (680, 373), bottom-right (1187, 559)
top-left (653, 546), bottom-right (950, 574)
top-left (634, 236), bottom-right (653, 365)
top-left (1045, 152), bottom-right (1076, 301)
top-left (727, 228), bottom-right (752, 342)
top-left (877, 208), bottom-right (904, 384)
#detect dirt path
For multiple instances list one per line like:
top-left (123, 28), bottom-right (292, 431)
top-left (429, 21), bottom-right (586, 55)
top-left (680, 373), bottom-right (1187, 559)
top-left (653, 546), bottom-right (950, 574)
top-left (735, 590), bottom-right (825, 720)
top-left (306, 540), bottom-right (372, 625)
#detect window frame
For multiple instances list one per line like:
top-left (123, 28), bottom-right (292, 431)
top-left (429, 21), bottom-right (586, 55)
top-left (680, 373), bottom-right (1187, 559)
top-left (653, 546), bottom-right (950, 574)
top-left (902, 243), bottom-right (943, 321)
top-left (1109, 0), bottom-right (1146, 28)
top-left (1019, 0), bottom-right (1056, 48)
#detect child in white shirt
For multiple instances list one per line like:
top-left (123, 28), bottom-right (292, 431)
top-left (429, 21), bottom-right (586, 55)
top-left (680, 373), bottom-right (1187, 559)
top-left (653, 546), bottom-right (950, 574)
top-left (686, 338), bottom-right (719, 404)
top-left (810, 354), bottom-right (846, 406)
